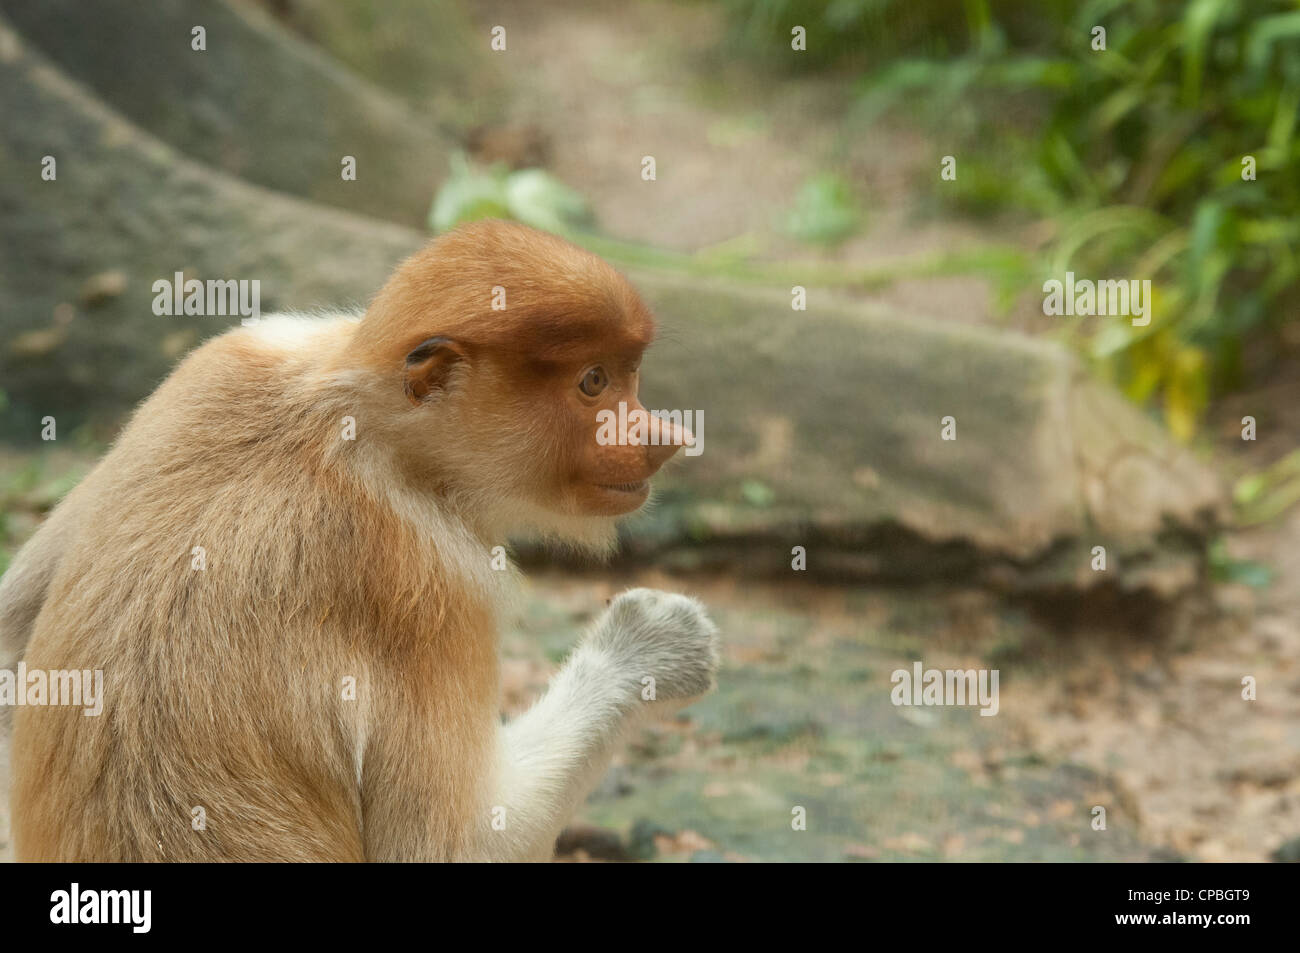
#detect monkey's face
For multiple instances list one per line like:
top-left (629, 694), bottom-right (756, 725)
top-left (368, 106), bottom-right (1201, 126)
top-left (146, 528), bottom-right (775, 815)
top-left (369, 220), bottom-right (689, 536)
top-left (462, 352), bottom-right (688, 523)
top-left (396, 337), bottom-right (685, 526)
top-left (561, 358), bottom-right (689, 517)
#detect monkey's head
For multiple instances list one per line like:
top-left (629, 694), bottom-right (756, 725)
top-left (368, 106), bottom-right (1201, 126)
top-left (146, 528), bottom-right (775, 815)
top-left (353, 220), bottom-right (690, 546)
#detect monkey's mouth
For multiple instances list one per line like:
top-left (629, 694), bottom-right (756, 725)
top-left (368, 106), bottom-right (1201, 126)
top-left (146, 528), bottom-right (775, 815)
top-left (597, 479), bottom-right (649, 494)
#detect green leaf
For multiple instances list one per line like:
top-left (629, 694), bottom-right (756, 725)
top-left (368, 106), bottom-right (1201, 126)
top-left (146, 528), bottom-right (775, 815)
top-left (1208, 539), bottom-right (1274, 587)
top-left (504, 169), bottom-right (591, 233)
top-left (428, 153), bottom-right (510, 233)
top-left (739, 479), bottom-right (776, 508)
top-left (784, 173), bottom-right (862, 246)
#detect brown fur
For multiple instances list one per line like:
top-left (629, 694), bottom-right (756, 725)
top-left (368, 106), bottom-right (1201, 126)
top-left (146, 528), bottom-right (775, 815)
top-left (6, 221), bottom-right (683, 861)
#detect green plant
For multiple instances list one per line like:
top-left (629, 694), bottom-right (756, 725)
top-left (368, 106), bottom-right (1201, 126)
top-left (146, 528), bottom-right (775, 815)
top-left (1234, 448), bottom-right (1300, 525)
top-left (429, 153), bottom-right (593, 234)
top-left (784, 172), bottom-right (863, 245)
top-left (429, 155), bottom-right (1032, 295)
top-left (853, 0), bottom-right (1300, 438)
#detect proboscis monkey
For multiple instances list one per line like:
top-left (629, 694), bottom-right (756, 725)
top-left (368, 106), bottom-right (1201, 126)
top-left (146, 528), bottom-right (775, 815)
top-left (0, 220), bottom-right (718, 862)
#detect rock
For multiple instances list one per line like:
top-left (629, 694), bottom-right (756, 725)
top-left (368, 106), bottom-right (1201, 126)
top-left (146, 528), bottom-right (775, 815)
top-left (0, 13), bottom-right (420, 438)
top-left (627, 819), bottom-right (673, 861)
top-left (257, 0), bottom-right (504, 130)
top-left (7, 327), bottom-right (68, 358)
top-left (2, 0), bottom-right (457, 227)
top-left (77, 270), bottom-right (127, 307)
top-left (597, 277), bottom-right (1226, 600)
top-left (554, 824), bottom-right (630, 862)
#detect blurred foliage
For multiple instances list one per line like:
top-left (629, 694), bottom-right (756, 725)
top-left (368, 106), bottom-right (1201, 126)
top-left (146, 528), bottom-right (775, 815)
top-left (725, 0), bottom-right (1300, 438)
top-left (1234, 447), bottom-right (1300, 525)
top-left (784, 172), bottom-right (863, 245)
top-left (717, 0), bottom-right (1057, 68)
top-left (431, 156), bottom-right (1029, 295)
top-left (1208, 537), bottom-right (1274, 586)
top-left (430, 153), bottom-right (593, 234)
top-left (739, 478), bottom-right (777, 507)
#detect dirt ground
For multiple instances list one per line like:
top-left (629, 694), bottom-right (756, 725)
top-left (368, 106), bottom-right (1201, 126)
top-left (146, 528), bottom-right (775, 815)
top-left (498, 560), bottom-right (1294, 862)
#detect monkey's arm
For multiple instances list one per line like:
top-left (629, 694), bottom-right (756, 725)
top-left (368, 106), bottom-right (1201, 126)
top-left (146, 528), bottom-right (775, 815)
top-left (489, 646), bottom-right (639, 861)
top-left (478, 588), bottom-right (719, 862)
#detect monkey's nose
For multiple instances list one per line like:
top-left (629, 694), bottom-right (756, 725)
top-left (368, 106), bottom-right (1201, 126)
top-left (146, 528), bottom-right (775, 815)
top-left (646, 419), bottom-right (692, 470)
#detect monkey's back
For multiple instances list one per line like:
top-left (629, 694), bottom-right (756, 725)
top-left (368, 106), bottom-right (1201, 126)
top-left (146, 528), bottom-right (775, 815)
top-left (9, 331), bottom-right (375, 860)
top-left (8, 323), bottom-right (501, 861)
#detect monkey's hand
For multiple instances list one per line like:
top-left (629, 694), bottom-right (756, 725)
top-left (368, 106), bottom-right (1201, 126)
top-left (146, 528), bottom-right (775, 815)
top-left (587, 588), bottom-right (720, 712)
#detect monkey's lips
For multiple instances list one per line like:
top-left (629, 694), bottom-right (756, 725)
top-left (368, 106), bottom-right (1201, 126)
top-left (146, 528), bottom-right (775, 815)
top-left (597, 479), bottom-right (650, 495)
top-left (581, 477), bottom-right (652, 515)
top-left (589, 478), bottom-right (651, 513)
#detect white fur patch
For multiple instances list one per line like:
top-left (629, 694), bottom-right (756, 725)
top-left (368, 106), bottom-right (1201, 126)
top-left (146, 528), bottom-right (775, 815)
top-left (242, 311), bottom-right (360, 354)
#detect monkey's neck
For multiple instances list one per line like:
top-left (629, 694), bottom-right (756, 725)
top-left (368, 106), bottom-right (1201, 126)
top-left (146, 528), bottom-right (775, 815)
top-left (339, 448), bottom-right (516, 610)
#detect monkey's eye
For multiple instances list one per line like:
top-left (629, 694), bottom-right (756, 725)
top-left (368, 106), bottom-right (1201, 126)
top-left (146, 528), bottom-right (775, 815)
top-left (579, 366), bottom-right (608, 397)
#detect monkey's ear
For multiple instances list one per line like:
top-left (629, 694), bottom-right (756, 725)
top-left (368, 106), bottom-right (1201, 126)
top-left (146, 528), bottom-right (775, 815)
top-left (404, 336), bottom-right (466, 404)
